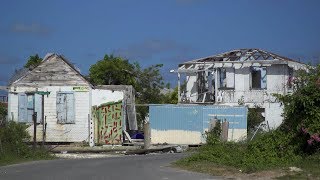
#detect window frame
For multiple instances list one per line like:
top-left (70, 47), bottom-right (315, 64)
top-left (218, 67), bottom-right (235, 90)
top-left (56, 91), bottom-right (75, 124)
top-left (250, 67), bottom-right (267, 90)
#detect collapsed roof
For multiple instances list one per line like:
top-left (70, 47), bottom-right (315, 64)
top-left (179, 48), bottom-right (307, 71)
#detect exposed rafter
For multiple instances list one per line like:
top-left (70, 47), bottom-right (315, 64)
top-left (182, 48), bottom-right (300, 64)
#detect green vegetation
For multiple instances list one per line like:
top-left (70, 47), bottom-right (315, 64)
top-left (205, 119), bottom-right (222, 145)
top-left (176, 65), bottom-right (320, 177)
top-left (24, 54), bottom-right (43, 70)
top-left (89, 54), bottom-right (176, 128)
top-left (0, 111), bottom-right (53, 166)
top-left (161, 87), bottom-right (178, 104)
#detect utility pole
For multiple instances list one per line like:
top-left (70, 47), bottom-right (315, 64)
top-left (143, 121), bottom-right (151, 149)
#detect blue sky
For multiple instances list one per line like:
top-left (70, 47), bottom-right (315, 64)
top-left (1, 0), bottom-right (320, 89)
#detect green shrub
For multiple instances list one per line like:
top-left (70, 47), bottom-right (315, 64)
top-left (205, 120), bottom-right (222, 145)
top-left (0, 121), bottom-right (53, 165)
top-left (275, 65), bottom-right (320, 154)
top-left (0, 103), bottom-right (6, 125)
top-left (247, 107), bottom-right (264, 134)
top-left (178, 130), bottom-right (302, 172)
top-left (0, 121), bottom-right (31, 156)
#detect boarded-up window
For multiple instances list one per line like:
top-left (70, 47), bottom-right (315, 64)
top-left (56, 92), bottom-right (75, 124)
top-left (18, 93), bottom-right (42, 123)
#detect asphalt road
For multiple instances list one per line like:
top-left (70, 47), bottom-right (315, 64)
top-left (0, 153), bottom-right (218, 180)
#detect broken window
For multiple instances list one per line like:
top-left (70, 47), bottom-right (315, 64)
top-left (251, 67), bottom-right (267, 89)
top-left (196, 68), bottom-right (214, 102)
top-left (56, 92), bottom-right (75, 124)
top-left (248, 107), bottom-right (265, 131)
top-left (18, 93), bottom-right (42, 123)
top-left (219, 68), bottom-right (235, 89)
top-left (196, 70), bottom-right (208, 102)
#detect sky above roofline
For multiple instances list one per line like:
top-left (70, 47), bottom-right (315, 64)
top-left (0, 0), bottom-right (320, 91)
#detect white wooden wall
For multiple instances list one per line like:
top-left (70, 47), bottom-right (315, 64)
top-left (8, 86), bottom-right (90, 142)
top-left (91, 89), bottom-right (123, 106)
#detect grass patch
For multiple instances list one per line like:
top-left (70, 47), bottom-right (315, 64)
top-left (276, 153), bottom-right (320, 179)
top-left (177, 130), bottom-right (301, 172)
top-left (0, 148), bottom-right (54, 166)
top-left (175, 146), bottom-right (320, 178)
top-left (175, 133), bottom-right (320, 178)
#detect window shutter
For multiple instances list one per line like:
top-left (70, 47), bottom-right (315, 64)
top-left (18, 93), bottom-right (28, 122)
top-left (57, 93), bottom-right (66, 123)
top-left (66, 93), bottom-right (75, 123)
top-left (57, 92), bottom-right (75, 124)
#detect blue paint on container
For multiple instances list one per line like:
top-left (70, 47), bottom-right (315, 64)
top-left (149, 104), bottom-right (247, 132)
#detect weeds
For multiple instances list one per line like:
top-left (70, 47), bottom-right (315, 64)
top-left (0, 120), bottom-right (53, 166)
top-left (176, 130), bottom-right (301, 173)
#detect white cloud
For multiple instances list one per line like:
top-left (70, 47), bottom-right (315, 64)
top-left (11, 23), bottom-right (52, 36)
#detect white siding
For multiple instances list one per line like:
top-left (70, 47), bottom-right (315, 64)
top-left (186, 74), bottom-right (197, 102)
top-left (8, 93), bottom-right (18, 121)
top-left (234, 67), bottom-right (250, 92)
top-left (267, 65), bottom-right (286, 92)
top-left (9, 86), bottom-right (90, 142)
top-left (226, 68), bottom-right (235, 88)
top-left (92, 89), bottom-right (123, 106)
top-left (265, 103), bottom-right (284, 129)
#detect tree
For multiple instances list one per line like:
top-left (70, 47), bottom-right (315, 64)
top-left (0, 103), bottom-right (6, 126)
top-left (24, 54), bottom-right (42, 69)
top-left (161, 87), bottom-right (178, 104)
top-left (89, 54), bottom-right (166, 128)
top-left (89, 55), bottom-right (137, 86)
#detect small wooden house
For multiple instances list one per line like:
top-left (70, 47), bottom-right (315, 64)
top-left (7, 53), bottom-right (93, 143)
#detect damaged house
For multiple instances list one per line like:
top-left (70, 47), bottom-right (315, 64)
top-left (176, 48), bottom-right (307, 128)
top-left (7, 53), bottom-right (137, 146)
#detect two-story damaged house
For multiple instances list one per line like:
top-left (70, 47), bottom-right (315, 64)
top-left (176, 48), bottom-right (307, 128)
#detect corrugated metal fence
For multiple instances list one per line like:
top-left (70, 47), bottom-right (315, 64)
top-left (149, 104), bottom-right (247, 145)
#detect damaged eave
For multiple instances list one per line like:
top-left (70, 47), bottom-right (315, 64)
top-left (178, 60), bottom-right (295, 72)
